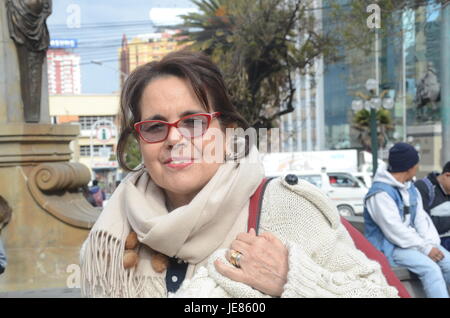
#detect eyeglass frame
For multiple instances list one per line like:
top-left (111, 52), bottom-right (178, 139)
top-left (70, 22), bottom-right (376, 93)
top-left (134, 112), bottom-right (222, 144)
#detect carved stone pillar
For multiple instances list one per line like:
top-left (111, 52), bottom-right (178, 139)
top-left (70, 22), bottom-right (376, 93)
top-left (0, 2), bottom-right (100, 291)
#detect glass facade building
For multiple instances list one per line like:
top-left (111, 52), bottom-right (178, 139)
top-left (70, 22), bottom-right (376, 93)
top-left (321, 1), bottom-right (445, 174)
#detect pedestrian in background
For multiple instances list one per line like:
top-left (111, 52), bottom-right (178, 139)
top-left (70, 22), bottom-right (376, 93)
top-left (0, 196), bottom-right (12, 275)
top-left (364, 142), bottom-right (450, 298)
top-left (81, 185), bottom-right (97, 207)
top-left (415, 162), bottom-right (450, 251)
top-left (89, 180), bottom-right (105, 207)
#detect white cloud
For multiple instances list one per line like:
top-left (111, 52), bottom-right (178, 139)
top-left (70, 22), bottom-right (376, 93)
top-left (149, 8), bottom-right (199, 26)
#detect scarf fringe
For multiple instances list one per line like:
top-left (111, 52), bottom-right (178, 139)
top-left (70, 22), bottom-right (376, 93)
top-left (81, 230), bottom-right (166, 298)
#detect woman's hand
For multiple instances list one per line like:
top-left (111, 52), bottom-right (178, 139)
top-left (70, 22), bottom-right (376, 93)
top-left (214, 229), bottom-right (289, 297)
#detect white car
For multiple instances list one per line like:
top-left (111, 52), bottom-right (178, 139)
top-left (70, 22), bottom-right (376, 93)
top-left (353, 172), bottom-right (373, 188)
top-left (272, 171), bottom-right (368, 216)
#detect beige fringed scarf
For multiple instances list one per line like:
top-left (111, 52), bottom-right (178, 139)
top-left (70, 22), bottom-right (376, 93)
top-left (80, 145), bottom-right (265, 297)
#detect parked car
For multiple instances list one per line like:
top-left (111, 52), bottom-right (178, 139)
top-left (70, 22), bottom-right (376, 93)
top-left (270, 171), bottom-right (368, 216)
top-left (353, 172), bottom-right (373, 188)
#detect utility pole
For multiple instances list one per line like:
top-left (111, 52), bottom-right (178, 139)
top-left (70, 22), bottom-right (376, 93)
top-left (370, 29), bottom-right (380, 177)
top-left (442, 2), bottom-right (450, 164)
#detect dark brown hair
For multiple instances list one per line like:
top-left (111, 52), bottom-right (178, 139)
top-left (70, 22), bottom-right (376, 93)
top-left (117, 50), bottom-right (250, 171)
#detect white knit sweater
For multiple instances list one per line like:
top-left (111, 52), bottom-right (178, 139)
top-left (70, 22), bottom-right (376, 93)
top-left (172, 177), bottom-right (399, 298)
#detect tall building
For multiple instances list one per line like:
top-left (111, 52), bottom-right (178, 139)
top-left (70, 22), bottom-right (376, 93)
top-left (47, 49), bottom-right (81, 94)
top-left (320, 1), bottom-right (444, 175)
top-left (49, 94), bottom-right (120, 193)
top-left (280, 1), bottom-right (445, 176)
top-left (119, 34), bottom-right (130, 88)
top-left (119, 29), bottom-right (189, 75)
top-left (280, 0), bottom-right (325, 153)
top-left (280, 67), bottom-right (325, 153)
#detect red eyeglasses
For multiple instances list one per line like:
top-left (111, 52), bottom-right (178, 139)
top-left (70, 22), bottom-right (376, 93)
top-left (134, 112), bottom-right (221, 143)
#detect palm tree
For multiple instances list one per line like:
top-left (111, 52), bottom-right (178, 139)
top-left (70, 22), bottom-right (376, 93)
top-left (179, 0), bottom-right (338, 128)
top-left (179, 0), bottom-right (234, 56)
top-left (352, 108), bottom-right (394, 152)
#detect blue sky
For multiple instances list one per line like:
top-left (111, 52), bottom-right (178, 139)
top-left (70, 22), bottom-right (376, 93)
top-left (47, 0), bottom-right (196, 94)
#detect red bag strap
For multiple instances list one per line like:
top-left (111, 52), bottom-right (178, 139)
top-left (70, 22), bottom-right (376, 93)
top-left (248, 177), bottom-right (273, 234)
top-left (248, 177), bottom-right (410, 298)
top-left (340, 216), bottom-right (411, 298)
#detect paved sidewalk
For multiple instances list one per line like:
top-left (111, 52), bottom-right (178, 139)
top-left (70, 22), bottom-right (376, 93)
top-left (0, 288), bottom-right (82, 298)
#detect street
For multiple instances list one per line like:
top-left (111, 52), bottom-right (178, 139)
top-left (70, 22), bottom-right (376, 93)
top-left (0, 288), bottom-right (81, 298)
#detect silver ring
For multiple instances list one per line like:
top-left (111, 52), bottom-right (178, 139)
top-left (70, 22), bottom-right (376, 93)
top-left (229, 250), bottom-right (242, 268)
top-left (235, 253), bottom-right (242, 268)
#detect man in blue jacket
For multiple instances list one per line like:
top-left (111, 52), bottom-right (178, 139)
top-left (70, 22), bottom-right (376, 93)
top-left (415, 162), bottom-right (450, 251)
top-left (364, 142), bottom-right (450, 298)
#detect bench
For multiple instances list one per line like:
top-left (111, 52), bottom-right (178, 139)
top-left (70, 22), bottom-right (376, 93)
top-left (342, 216), bottom-right (425, 298)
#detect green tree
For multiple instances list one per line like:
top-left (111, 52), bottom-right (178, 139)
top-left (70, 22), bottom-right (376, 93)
top-left (124, 136), bottom-right (142, 170)
top-left (179, 0), bottom-right (338, 128)
top-left (352, 108), bottom-right (394, 152)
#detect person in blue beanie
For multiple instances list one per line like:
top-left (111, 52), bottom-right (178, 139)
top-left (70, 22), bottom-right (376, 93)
top-left (364, 142), bottom-right (450, 298)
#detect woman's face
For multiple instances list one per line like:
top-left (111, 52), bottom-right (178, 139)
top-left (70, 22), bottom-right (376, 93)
top-left (138, 75), bottom-right (225, 201)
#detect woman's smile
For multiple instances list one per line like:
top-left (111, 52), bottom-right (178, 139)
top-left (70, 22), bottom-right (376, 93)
top-left (164, 160), bottom-right (194, 170)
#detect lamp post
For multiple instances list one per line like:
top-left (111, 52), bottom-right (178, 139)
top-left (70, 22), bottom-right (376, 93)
top-left (90, 60), bottom-right (129, 82)
top-left (352, 79), bottom-right (394, 177)
top-left (442, 2), bottom-right (450, 164)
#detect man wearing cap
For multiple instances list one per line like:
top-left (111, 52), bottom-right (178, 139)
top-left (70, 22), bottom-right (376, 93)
top-left (364, 142), bottom-right (450, 298)
top-left (415, 162), bottom-right (450, 251)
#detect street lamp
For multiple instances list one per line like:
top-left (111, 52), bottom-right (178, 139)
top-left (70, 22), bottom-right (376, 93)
top-left (352, 79), bottom-right (394, 177)
top-left (90, 60), bottom-right (129, 79)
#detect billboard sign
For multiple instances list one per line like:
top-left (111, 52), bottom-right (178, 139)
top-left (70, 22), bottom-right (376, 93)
top-left (96, 126), bottom-right (112, 143)
top-left (50, 39), bottom-right (78, 49)
top-left (261, 150), bottom-right (359, 176)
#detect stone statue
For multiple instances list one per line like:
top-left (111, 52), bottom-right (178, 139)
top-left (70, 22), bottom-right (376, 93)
top-left (415, 62), bottom-right (441, 107)
top-left (0, 1), bottom-right (102, 292)
top-left (6, 0), bottom-right (52, 123)
top-left (415, 61), bottom-right (441, 122)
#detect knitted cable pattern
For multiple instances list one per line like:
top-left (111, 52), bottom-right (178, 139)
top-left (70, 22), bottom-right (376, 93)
top-left (265, 178), bottom-right (398, 297)
top-left (172, 177), bottom-right (399, 298)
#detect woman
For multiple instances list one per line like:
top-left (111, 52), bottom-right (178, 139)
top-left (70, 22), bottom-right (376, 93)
top-left (80, 50), bottom-right (398, 298)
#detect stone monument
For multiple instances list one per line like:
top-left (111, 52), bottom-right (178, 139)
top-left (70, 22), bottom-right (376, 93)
top-left (0, 0), bottom-right (100, 291)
